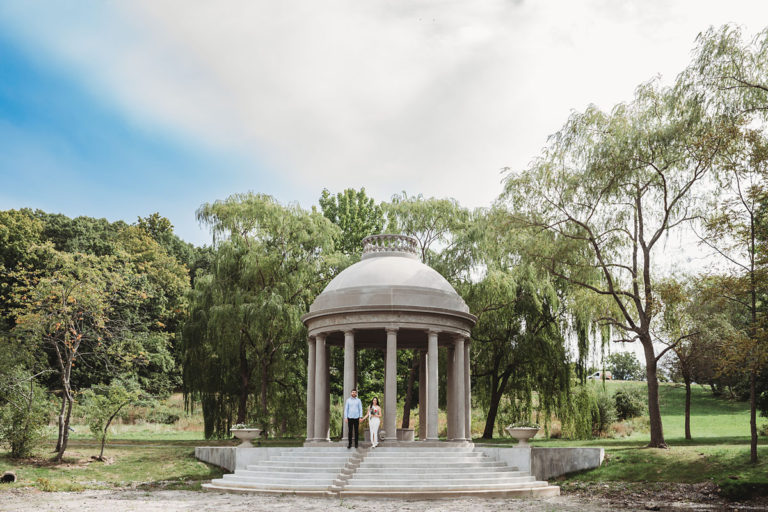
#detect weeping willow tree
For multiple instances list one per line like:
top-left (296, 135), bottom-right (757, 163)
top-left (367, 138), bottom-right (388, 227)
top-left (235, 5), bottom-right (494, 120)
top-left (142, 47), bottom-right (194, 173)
top-left (181, 193), bottom-right (339, 438)
top-left (460, 210), bottom-right (571, 438)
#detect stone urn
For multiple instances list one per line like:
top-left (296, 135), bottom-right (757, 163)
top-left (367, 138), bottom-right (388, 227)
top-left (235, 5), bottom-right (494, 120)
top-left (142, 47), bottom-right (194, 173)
top-left (505, 426), bottom-right (539, 446)
top-left (230, 428), bottom-right (262, 447)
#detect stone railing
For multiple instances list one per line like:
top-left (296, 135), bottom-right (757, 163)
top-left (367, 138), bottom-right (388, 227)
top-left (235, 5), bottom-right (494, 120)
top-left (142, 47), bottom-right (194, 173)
top-left (362, 234), bottom-right (419, 257)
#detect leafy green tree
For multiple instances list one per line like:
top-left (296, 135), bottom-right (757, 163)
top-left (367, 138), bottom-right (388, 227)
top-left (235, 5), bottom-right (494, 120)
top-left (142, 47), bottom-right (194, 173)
top-left (183, 193), bottom-right (338, 437)
top-left (502, 79), bottom-right (733, 448)
top-left (11, 250), bottom-right (122, 461)
top-left (80, 379), bottom-right (143, 460)
top-left (605, 352), bottom-right (644, 381)
top-left (318, 188), bottom-right (384, 256)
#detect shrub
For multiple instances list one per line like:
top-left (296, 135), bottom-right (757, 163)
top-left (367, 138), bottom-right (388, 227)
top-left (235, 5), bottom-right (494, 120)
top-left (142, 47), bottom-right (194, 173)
top-left (593, 390), bottom-right (616, 436)
top-left (614, 388), bottom-right (647, 420)
top-left (759, 422), bottom-right (768, 437)
top-left (147, 407), bottom-right (180, 425)
top-left (0, 373), bottom-right (51, 458)
top-left (561, 386), bottom-right (616, 439)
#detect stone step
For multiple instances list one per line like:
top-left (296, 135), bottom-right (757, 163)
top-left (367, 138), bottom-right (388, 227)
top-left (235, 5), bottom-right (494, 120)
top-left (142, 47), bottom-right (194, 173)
top-left (370, 446), bottom-right (475, 452)
top-left (350, 472), bottom-right (532, 481)
top-left (218, 476), bottom-right (336, 486)
top-left (235, 469), bottom-right (340, 478)
top-left (359, 456), bottom-right (495, 464)
top-left (359, 461), bottom-right (506, 469)
top-left (353, 466), bottom-right (521, 474)
top-left (245, 465), bottom-right (346, 474)
top-left (349, 475), bottom-right (536, 485)
top-left (337, 485), bottom-right (562, 499)
top-left (207, 480), bottom-right (332, 491)
top-left (343, 481), bottom-right (551, 491)
top-left (365, 448), bottom-right (487, 460)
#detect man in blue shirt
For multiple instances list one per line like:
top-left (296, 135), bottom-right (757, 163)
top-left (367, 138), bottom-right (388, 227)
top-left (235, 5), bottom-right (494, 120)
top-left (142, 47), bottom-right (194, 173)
top-left (344, 388), bottom-right (363, 449)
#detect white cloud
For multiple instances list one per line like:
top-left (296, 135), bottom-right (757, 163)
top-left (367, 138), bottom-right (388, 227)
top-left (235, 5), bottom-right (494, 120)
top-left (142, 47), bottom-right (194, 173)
top-left (3, 0), bottom-right (768, 213)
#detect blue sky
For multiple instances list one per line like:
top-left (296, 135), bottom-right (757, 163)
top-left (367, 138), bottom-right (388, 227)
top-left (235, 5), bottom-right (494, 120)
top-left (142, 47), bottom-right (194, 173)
top-left (2, 1), bottom-right (767, 247)
top-left (0, 23), bottom-right (279, 245)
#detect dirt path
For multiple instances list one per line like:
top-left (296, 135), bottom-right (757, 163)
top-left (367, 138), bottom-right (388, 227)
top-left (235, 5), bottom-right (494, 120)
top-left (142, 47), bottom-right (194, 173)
top-left (2, 488), bottom-right (766, 512)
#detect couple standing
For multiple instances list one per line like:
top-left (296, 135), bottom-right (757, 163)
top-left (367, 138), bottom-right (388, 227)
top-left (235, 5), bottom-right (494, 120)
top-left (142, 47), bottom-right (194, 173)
top-left (343, 389), bottom-right (382, 449)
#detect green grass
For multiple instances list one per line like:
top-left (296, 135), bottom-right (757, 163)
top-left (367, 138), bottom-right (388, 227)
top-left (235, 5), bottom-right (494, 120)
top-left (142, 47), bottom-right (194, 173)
top-left (0, 440), bottom-right (225, 491)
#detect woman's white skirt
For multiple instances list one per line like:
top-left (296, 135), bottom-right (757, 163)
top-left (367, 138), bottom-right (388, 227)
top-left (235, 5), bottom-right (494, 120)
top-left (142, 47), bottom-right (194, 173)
top-left (369, 417), bottom-right (380, 446)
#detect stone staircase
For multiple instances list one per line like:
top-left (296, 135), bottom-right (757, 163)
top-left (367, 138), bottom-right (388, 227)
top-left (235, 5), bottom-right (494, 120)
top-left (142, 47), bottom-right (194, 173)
top-left (339, 445), bottom-right (559, 498)
top-left (204, 446), bottom-right (356, 495)
top-left (203, 444), bottom-right (559, 498)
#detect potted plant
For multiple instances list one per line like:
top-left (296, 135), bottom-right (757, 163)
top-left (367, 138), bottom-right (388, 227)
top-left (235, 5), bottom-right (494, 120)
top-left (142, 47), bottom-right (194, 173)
top-left (230, 424), bottom-right (262, 447)
top-left (504, 421), bottom-right (540, 446)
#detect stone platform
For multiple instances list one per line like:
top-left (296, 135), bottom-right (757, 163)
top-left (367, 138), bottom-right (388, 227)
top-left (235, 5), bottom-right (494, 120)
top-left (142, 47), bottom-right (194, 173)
top-left (200, 444), bottom-right (571, 498)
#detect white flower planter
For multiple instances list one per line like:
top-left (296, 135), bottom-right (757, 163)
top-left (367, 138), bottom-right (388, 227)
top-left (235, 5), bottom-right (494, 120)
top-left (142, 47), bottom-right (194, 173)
top-left (230, 428), bottom-right (262, 447)
top-left (505, 426), bottom-right (540, 446)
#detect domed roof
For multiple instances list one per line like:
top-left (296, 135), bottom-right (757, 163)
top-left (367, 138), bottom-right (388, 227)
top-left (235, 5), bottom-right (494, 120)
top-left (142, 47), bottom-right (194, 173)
top-left (307, 234), bottom-right (472, 317)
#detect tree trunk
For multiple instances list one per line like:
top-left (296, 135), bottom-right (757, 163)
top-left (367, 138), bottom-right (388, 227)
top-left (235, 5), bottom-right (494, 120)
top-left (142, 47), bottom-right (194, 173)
top-left (401, 355), bottom-right (418, 428)
top-left (642, 339), bottom-right (667, 448)
top-left (750, 369), bottom-right (757, 463)
top-left (237, 339), bottom-right (249, 424)
top-left (260, 359), bottom-right (269, 432)
top-left (55, 395), bottom-right (73, 462)
top-left (684, 376), bottom-right (692, 440)
top-left (482, 386), bottom-right (504, 439)
top-left (55, 394), bottom-right (66, 452)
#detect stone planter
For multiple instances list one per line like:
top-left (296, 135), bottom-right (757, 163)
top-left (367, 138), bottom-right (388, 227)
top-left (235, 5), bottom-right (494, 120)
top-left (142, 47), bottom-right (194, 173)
top-left (505, 426), bottom-right (539, 446)
top-left (230, 428), bottom-right (262, 447)
top-left (396, 428), bottom-right (414, 441)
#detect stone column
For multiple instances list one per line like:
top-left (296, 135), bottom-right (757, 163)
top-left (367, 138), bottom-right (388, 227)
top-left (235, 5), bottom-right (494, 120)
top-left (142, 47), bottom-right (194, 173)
top-left (306, 337), bottom-right (316, 442)
top-left (325, 344), bottom-right (331, 440)
top-left (342, 330), bottom-right (355, 441)
top-left (446, 345), bottom-right (455, 440)
top-left (427, 330), bottom-right (439, 441)
top-left (313, 333), bottom-right (329, 441)
top-left (464, 339), bottom-right (471, 441)
top-left (454, 336), bottom-right (466, 441)
top-left (418, 350), bottom-right (427, 441)
top-left (385, 328), bottom-right (398, 441)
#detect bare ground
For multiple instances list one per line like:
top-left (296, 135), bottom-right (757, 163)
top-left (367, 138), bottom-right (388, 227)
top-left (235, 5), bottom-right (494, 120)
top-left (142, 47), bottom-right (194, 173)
top-left (1, 485), bottom-right (767, 512)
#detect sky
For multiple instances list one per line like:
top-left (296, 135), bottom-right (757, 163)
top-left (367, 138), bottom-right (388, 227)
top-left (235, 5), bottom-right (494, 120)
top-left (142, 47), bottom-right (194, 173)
top-left (2, 0), bottom-right (768, 248)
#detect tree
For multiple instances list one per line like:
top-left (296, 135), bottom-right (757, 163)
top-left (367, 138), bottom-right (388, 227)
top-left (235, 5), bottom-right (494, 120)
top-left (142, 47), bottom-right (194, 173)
top-left (605, 352), bottom-right (644, 381)
top-left (182, 193), bottom-right (338, 437)
top-left (80, 379), bottom-right (143, 460)
top-left (502, 79), bottom-right (733, 448)
top-left (656, 276), bottom-right (734, 440)
top-left (318, 188), bottom-right (384, 256)
top-left (687, 24), bottom-right (768, 464)
top-left (11, 250), bottom-right (121, 461)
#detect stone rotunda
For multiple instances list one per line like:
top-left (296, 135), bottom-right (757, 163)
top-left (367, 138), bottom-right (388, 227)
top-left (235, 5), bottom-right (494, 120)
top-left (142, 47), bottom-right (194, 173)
top-left (199, 234), bottom-right (582, 497)
top-left (302, 234), bottom-right (476, 444)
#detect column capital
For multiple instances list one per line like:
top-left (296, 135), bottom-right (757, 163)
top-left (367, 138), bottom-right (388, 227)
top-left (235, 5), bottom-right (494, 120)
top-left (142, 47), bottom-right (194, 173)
top-left (427, 329), bottom-right (440, 336)
top-left (385, 327), bottom-right (399, 335)
top-left (315, 332), bottom-right (327, 342)
top-left (343, 329), bottom-right (355, 336)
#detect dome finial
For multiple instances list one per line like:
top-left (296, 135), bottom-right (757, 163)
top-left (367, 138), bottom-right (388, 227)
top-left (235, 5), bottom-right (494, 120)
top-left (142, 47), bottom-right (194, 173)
top-left (361, 234), bottom-right (419, 260)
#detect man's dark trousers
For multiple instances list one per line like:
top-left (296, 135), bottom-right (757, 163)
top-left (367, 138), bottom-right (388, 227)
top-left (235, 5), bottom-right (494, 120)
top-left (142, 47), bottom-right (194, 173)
top-left (348, 418), bottom-right (359, 448)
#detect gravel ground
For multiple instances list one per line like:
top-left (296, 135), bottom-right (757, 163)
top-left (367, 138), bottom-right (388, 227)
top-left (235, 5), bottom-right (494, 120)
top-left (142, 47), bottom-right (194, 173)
top-left (1, 488), bottom-right (767, 512)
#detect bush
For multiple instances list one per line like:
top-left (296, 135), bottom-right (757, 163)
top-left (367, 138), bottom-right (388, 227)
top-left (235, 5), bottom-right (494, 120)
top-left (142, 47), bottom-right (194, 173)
top-left (759, 422), bottom-right (768, 437)
top-left (0, 376), bottom-right (51, 458)
top-left (593, 391), bottom-right (616, 436)
top-left (614, 388), bottom-right (647, 420)
top-left (561, 386), bottom-right (615, 439)
top-left (146, 407), bottom-right (180, 425)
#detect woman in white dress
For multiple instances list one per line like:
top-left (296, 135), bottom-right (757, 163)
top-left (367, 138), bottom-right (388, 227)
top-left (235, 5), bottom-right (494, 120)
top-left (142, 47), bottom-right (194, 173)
top-left (362, 397), bottom-right (382, 448)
